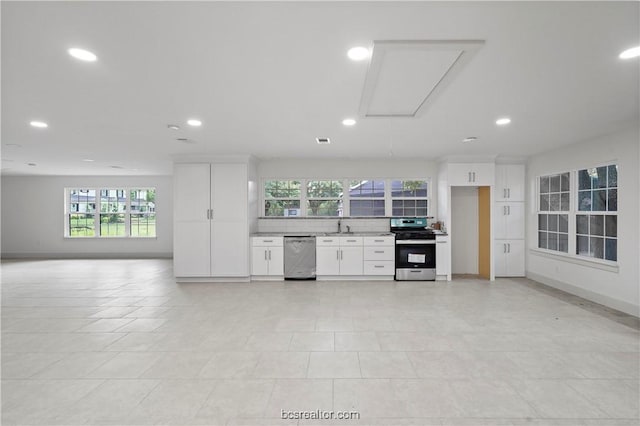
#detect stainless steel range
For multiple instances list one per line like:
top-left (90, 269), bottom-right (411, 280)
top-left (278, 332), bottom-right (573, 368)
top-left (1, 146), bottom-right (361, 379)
top-left (390, 217), bottom-right (436, 281)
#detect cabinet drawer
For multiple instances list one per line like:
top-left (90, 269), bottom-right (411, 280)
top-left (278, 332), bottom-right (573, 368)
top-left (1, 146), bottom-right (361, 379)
top-left (252, 236), bottom-right (283, 247)
top-left (363, 236), bottom-right (395, 246)
top-left (316, 237), bottom-right (339, 246)
top-left (363, 246), bottom-right (394, 261)
top-left (363, 261), bottom-right (395, 275)
top-left (339, 236), bottom-right (363, 246)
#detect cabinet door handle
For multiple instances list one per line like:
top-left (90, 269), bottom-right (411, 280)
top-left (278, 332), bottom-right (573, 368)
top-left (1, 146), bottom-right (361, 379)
top-left (263, 239), bottom-right (273, 243)
top-left (264, 250), bottom-right (268, 260)
top-left (508, 188), bottom-right (511, 198)
top-left (374, 239), bottom-right (384, 242)
top-left (268, 250), bottom-right (272, 260)
top-left (436, 241), bottom-right (446, 244)
top-left (341, 250), bottom-right (344, 260)
top-left (503, 244), bottom-right (506, 253)
top-left (508, 206), bottom-right (511, 215)
top-left (206, 209), bottom-right (210, 220)
top-left (473, 172), bottom-right (476, 182)
top-left (468, 172), bottom-right (472, 182)
top-left (346, 239), bottom-right (357, 243)
top-left (374, 265), bottom-right (384, 268)
top-left (503, 206), bottom-right (506, 215)
top-left (374, 250), bottom-right (384, 253)
top-left (508, 243), bottom-right (511, 253)
top-left (337, 250), bottom-right (340, 260)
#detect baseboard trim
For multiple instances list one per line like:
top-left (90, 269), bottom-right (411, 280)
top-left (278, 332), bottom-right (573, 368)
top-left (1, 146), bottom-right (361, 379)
top-left (527, 271), bottom-right (640, 317)
top-left (0, 252), bottom-right (173, 259)
top-left (175, 277), bottom-right (251, 283)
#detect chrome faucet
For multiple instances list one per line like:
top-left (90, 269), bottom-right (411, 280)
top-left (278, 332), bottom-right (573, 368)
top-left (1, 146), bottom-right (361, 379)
top-left (346, 225), bottom-right (351, 233)
top-left (337, 219), bottom-right (342, 233)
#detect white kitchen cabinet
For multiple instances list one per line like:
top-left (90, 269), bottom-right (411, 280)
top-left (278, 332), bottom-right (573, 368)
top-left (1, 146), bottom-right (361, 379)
top-left (174, 162), bottom-right (249, 278)
top-left (251, 237), bottom-right (284, 276)
top-left (495, 164), bottom-right (525, 202)
top-left (316, 236), bottom-right (363, 276)
top-left (448, 163), bottom-right (495, 186)
top-left (435, 235), bottom-right (451, 278)
top-left (494, 202), bottom-right (524, 240)
top-left (363, 236), bottom-right (395, 277)
top-left (494, 240), bottom-right (525, 277)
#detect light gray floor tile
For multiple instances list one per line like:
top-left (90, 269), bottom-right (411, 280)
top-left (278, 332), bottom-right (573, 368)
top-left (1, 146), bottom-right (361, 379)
top-left (196, 379), bottom-right (274, 420)
top-left (245, 332), bottom-right (293, 351)
top-left (77, 318), bottom-right (135, 333)
top-left (307, 352), bottom-right (361, 378)
top-left (33, 351), bottom-right (116, 379)
top-left (335, 332), bottom-right (381, 351)
top-left (199, 352), bottom-right (262, 378)
top-left (141, 352), bottom-right (213, 378)
top-left (567, 379), bottom-right (639, 418)
top-left (290, 332), bottom-right (335, 351)
top-left (87, 352), bottom-right (164, 378)
top-left (265, 379), bottom-right (333, 417)
top-left (449, 379), bottom-right (538, 418)
top-left (358, 351), bottom-right (416, 378)
top-left (130, 379), bottom-right (217, 420)
top-left (1, 352), bottom-right (66, 379)
top-left (253, 352), bottom-right (310, 378)
top-left (114, 318), bottom-right (167, 332)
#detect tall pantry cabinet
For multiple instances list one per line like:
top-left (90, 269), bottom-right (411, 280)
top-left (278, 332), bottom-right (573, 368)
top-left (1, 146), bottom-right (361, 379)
top-left (494, 164), bottom-right (525, 277)
top-left (173, 161), bottom-right (253, 279)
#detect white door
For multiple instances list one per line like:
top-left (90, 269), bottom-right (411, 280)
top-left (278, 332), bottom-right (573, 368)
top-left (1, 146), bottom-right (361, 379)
top-left (251, 246), bottom-right (269, 276)
top-left (174, 222), bottom-right (210, 277)
top-left (471, 163), bottom-right (495, 186)
top-left (316, 246), bottom-right (340, 275)
top-left (339, 246), bottom-right (364, 275)
top-left (494, 202), bottom-right (508, 240)
top-left (435, 237), bottom-right (450, 276)
top-left (212, 222), bottom-right (248, 276)
top-left (268, 246), bottom-right (284, 276)
top-left (505, 165), bottom-right (525, 201)
top-left (505, 240), bottom-right (525, 276)
top-left (504, 203), bottom-right (524, 239)
top-left (210, 163), bottom-right (247, 221)
top-left (174, 164), bottom-right (211, 222)
top-left (495, 166), bottom-right (508, 202)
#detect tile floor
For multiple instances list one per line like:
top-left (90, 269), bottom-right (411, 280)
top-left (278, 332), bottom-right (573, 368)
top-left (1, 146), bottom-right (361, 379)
top-left (1, 258), bottom-right (638, 426)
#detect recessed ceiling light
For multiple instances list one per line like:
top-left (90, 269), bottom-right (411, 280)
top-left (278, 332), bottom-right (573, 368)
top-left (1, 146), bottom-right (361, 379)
top-left (176, 138), bottom-right (196, 144)
top-left (187, 119), bottom-right (202, 127)
top-left (347, 46), bottom-right (370, 61)
top-left (342, 118), bottom-right (356, 126)
top-left (68, 48), bottom-right (97, 62)
top-left (82, 159), bottom-right (94, 162)
top-left (496, 117), bottom-right (511, 126)
top-left (30, 121), bottom-right (48, 128)
top-left (316, 137), bottom-right (331, 144)
top-left (167, 124), bottom-right (180, 130)
top-left (463, 137), bottom-right (478, 142)
top-left (110, 165), bottom-right (123, 169)
top-left (619, 46), bottom-right (640, 59)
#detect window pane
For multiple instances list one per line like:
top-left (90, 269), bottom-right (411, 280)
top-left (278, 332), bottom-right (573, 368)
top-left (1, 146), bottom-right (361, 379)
top-left (578, 169), bottom-right (591, 190)
top-left (69, 189), bottom-right (96, 213)
top-left (607, 165), bottom-right (617, 187)
top-left (100, 214), bottom-right (126, 237)
top-left (560, 193), bottom-right (570, 211)
top-left (605, 238), bottom-right (617, 261)
top-left (350, 199), bottom-right (385, 216)
top-left (590, 236), bottom-right (604, 259)
top-left (548, 214), bottom-right (558, 232)
top-left (69, 214), bottom-right (95, 237)
top-left (538, 214), bottom-right (548, 231)
top-left (547, 232), bottom-right (558, 251)
top-left (607, 189), bottom-right (617, 211)
top-left (590, 215), bottom-right (604, 236)
top-left (559, 214), bottom-right (568, 233)
top-left (577, 235), bottom-right (589, 256)
top-left (594, 166), bottom-right (607, 189)
top-left (306, 200), bottom-right (342, 216)
top-left (540, 176), bottom-right (550, 194)
top-left (538, 232), bottom-right (548, 249)
top-left (540, 194), bottom-right (549, 211)
top-left (605, 216), bottom-right (617, 237)
top-left (578, 190), bottom-right (591, 211)
top-left (558, 233), bottom-right (569, 253)
top-left (265, 200), bottom-right (301, 217)
top-left (265, 180), bottom-right (301, 198)
top-left (576, 215), bottom-right (589, 235)
top-left (560, 173), bottom-right (570, 192)
top-left (130, 189), bottom-right (156, 214)
top-left (349, 180), bottom-right (384, 198)
top-left (592, 190), bottom-right (606, 211)
top-left (101, 189), bottom-right (126, 213)
top-left (130, 214), bottom-right (156, 237)
top-left (550, 175), bottom-right (561, 193)
top-left (549, 194), bottom-right (560, 211)
top-left (391, 180), bottom-right (428, 197)
top-left (307, 181), bottom-right (343, 198)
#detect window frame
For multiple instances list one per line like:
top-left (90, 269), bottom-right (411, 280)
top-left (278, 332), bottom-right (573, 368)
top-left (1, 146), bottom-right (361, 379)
top-left (536, 172), bottom-right (570, 254)
top-left (260, 178), bottom-right (431, 218)
top-left (64, 187), bottom-right (157, 239)
top-left (534, 162), bottom-right (618, 266)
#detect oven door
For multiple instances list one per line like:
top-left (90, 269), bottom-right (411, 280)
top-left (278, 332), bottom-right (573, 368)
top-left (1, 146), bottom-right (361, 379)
top-left (395, 240), bottom-right (436, 280)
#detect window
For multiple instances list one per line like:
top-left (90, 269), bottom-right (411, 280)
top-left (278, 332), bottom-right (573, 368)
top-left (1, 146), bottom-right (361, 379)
top-left (66, 188), bottom-right (156, 238)
top-left (306, 180), bottom-right (343, 216)
top-left (349, 180), bottom-right (385, 216)
top-left (264, 180), bottom-right (301, 216)
top-left (391, 180), bottom-right (428, 216)
top-left (576, 165), bottom-right (617, 261)
top-left (537, 172), bottom-right (569, 253)
top-left (261, 178), bottom-right (431, 217)
top-left (535, 164), bottom-right (618, 263)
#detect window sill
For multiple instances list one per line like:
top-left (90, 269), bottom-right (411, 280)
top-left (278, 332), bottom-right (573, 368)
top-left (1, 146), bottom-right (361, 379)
top-left (529, 247), bottom-right (619, 273)
top-left (64, 236), bottom-right (158, 240)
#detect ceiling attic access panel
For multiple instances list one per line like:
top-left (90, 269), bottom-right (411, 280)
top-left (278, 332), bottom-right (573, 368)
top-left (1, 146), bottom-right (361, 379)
top-left (359, 40), bottom-right (485, 118)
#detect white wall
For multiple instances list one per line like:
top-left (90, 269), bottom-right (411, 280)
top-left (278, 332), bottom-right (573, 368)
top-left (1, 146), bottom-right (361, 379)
top-left (1, 175), bottom-right (173, 258)
top-left (451, 186), bottom-right (479, 274)
top-left (257, 158), bottom-right (440, 220)
top-left (526, 125), bottom-right (640, 316)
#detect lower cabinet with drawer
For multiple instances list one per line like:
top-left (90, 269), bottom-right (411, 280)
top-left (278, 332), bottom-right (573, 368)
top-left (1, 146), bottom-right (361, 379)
top-left (251, 237), bottom-right (284, 278)
top-left (316, 236), bottom-right (363, 276)
top-left (363, 236), bottom-right (395, 278)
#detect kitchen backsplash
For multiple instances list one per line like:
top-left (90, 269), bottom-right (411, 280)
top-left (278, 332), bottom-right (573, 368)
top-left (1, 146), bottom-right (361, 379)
top-left (257, 217), bottom-right (391, 233)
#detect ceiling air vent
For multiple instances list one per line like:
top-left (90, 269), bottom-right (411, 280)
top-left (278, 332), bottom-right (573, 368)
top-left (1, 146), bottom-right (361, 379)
top-left (316, 137), bottom-right (331, 145)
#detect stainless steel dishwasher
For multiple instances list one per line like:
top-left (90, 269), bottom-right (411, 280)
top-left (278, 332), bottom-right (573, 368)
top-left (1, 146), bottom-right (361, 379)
top-left (284, 236), bottom-right (316, 280)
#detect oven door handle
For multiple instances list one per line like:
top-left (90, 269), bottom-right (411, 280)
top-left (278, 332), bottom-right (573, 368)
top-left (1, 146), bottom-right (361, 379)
top-left (395, 240), bottom-right (436, 244)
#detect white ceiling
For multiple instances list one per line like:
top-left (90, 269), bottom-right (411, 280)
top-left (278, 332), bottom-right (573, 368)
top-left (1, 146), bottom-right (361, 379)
top-left (2, 1), bottom-right (638, 176)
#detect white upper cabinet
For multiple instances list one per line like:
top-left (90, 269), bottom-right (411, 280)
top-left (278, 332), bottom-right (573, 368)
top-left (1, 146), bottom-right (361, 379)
top-left (494, 202), bottom-right (525, 240)
top-left (447, 163), bottom-right (495, 186)
top-left (495, 164), bottom-right (525, 201)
